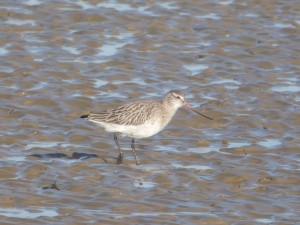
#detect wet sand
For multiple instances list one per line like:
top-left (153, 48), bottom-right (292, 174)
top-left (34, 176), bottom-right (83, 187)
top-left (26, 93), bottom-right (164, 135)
top-left (1, 0), bottom-right (300, 224)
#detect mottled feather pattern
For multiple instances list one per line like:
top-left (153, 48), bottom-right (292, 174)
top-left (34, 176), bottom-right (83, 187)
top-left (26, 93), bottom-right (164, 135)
top-left (87, 100), bottom-right (161, 126)
top-left (80, 90), bottom-right (213, 165)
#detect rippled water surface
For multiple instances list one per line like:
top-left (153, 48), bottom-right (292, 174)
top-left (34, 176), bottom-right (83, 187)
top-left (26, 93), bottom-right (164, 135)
top-left (1, 0), bottom-right (300, 224)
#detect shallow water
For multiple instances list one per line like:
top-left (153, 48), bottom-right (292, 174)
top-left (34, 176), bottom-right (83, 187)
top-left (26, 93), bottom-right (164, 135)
top-left (1, 0), bottom-right (300, 224)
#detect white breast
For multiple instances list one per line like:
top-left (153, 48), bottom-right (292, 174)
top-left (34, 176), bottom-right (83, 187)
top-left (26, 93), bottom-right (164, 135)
top-left (91, 118), bottom-right (164, 139)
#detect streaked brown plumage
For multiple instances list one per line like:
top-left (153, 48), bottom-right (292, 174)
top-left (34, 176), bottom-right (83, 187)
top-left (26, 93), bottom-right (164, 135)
top-left (81, 90), bottom-right (212, 165)
top-left (85, 100), bottom-right (161, 126)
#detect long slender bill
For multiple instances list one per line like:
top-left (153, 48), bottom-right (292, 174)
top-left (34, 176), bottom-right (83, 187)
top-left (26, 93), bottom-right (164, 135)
top-left (183, 102), bottom-right (213, 120)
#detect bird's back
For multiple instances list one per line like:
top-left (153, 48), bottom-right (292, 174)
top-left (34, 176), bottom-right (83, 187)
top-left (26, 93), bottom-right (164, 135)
top-left (84, 100), bottom-right (162, 126)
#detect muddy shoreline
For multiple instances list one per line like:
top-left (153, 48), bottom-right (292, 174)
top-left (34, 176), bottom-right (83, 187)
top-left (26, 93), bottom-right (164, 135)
top-left (1, 0), bottom-right (299, 224)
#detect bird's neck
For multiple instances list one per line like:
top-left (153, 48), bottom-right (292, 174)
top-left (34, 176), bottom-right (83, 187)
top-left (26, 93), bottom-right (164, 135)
top-left (161, 100), bottom-right (180, 127)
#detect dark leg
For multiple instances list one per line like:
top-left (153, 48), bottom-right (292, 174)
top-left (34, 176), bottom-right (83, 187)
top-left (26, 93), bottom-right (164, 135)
top-left (114, 133), bottom-right (123, 164)
top-left (131, 138), bottom-right (140, 165)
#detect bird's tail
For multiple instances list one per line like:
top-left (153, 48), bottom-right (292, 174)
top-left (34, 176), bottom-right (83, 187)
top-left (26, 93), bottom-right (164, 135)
top-left (80, 114), bottom-right (90, 119)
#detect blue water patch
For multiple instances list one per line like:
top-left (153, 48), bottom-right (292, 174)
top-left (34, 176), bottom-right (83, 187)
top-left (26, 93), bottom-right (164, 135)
top-left (257, 139), bottom-right (281, 148)
top-left (24, 0), bottom-right (42, 6)
top-left (227, 141), bottom-right (251, 148)
top-left (273, 23), bottom-right (295, 28)
top-left (62, 46), bottom-right (81, 55)
top-left (188, 147), bottom-right (219, 154)
top-left (97, 2), bottom-right (134, 11)
top-left (0, 207), bottom-right (58, 218)
top-left (218, 0), bottom-right (235, 6)
top-left (94, 79), bottom-right (109, 88)
top-left (25, 142), bottom-right (80, 150)
top-left (183, 64), bottom-right (209, 76)
top-left (158, 2), bottom-right (179, 10)
top-left (4, 19), bottom-right (36, 26)
top-left (255, 218), bottom-right (276, 224)
top-left (196, 13), bottom-right (221, 20)
top-left (0, 66), bottom-right (14, 73)
top-left (270, 86), bottom-right (300, 93)
top-left (134, 179), bottom-right (157, 188)
top-left (0, 47), bottom-right (9, 56)
top-left (97, 42), bottom-right (127, 57)
top-left (171, 164), bottom-right (212, 170)
top-left (75, 0), bottom-right (94, 9)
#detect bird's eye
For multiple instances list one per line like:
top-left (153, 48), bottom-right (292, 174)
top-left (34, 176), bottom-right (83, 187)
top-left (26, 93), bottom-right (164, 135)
top-left (176, 96), bottom-right (180, 99)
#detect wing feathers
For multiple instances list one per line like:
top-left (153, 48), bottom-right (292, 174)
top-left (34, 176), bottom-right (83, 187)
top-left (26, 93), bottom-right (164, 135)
top-left (83, 100), bottom-right (160, 126)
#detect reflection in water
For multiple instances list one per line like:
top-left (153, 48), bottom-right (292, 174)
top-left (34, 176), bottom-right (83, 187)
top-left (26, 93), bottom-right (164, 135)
top-left (227, 141), bottom-right (251, 148)
top-left (134, 179), bottom-right (157, 188)
top-left (183, 64), bottom-right (209, 75)
top-left (97, 43), bottom-right (127, 57)
top-left (25, 0), bottom-right (42, 6)
top-left (270, 86), bottom-right (300, 93)
top-left (3, 19), bottom-right (36, 25)
top-left (0, 208), bottom-right (58, 218)
top-left (257, 139), bottom-right (281, 148)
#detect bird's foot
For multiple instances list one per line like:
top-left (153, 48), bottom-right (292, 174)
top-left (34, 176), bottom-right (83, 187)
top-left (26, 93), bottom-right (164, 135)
top-left (116, 153), bottom-right (124, 165)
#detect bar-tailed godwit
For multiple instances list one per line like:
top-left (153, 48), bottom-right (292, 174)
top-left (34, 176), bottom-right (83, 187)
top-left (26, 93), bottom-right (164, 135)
top-left (81, 90), bottom-right (212, 165)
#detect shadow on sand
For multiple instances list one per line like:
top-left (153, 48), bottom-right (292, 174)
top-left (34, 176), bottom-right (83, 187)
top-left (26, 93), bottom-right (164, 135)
top-left (29, 152), bottom-right (107, 163)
